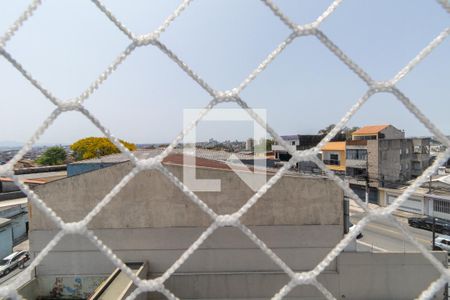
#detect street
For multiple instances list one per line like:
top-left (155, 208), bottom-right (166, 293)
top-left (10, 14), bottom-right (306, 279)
top-left (0, 261), bottom-right (31, 286)
top-left (351, 214), bottom-right (435, 253)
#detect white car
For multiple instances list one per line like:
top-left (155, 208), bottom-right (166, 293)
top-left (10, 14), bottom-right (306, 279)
top-left (0, 251), bottom-right (29, 277)
top-left (349, 222), bottom-right (363, 239)
top-left (434, 235), bottom-right (450, 254)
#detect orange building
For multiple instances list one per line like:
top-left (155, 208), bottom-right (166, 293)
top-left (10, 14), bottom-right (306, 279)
top-left (321, 141), bottom-right (346, 173)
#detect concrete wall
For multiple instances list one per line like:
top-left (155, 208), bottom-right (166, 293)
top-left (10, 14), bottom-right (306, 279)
top-left (367, 140), bottom-right (379, 185)
top-left (145, 253), bottom-right (447, 300)
top-left (28, 162), bottom-right (446, 299)
top-left (378, 139), bottom-right (413, 184)
top-left (30, 162), bottom-right (343, 279)
top-left (337, 252), bottom-right (446, 300)
top-left (31, 225), bottom-right (343, 277)
top-left (31, 162), bottom-right (343, 230)
top-left (381, 125), bottom-right (405, 139)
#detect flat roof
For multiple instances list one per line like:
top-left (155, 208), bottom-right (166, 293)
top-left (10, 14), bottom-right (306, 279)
top-left (0, 198), bottom-right (27, 210)
top-left (0, 217), bottom-right (11, 228)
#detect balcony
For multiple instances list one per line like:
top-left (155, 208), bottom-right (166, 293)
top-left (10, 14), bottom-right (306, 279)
top-left (323, 159), bottom-right (340, 166)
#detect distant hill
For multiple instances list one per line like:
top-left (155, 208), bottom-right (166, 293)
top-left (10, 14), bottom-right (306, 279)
top-left (0, 141), bottom-right (24, 150)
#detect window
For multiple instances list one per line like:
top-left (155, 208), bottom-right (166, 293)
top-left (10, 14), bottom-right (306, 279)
top-left (353, 135), bottom-right (377, 141)
top-left (434, 199), bottom-right (450, 215)
top-left (346, 167), bottom-right (367, 178)
top-left (346, 149), bottom-right (368, 160)
top-left (291, 141), bottom-right (296, 145)
top-left (324, 153), bottom-right (340, 166)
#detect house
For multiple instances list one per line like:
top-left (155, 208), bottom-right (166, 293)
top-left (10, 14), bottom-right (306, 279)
top-left (0, 198), bottom-right (28, 245)
top-left (18, 152), bottom-right (447, 299)
top-left (344, 125), bottom-right (431, 203)
top-left (351, 124), bottom-right (405, 140)
top-left (271, 134), bottom-right (324, 161)
top-left (378, 174), bottom-right (450, 218)
top-left (321, 141), bottom-right (346, 175)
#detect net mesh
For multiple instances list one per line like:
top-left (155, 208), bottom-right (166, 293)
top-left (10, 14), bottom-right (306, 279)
top-left (1, 0), bottom-right (450, 299)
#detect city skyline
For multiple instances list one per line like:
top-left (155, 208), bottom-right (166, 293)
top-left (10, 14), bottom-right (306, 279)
top-left (1, 0), bottom-right (449, 145)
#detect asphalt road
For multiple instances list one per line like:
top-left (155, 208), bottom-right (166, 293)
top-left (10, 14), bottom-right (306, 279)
top-left (351, 214), bottom-right (435, 253)
top-left (0, 261), bottom-right (31, 286)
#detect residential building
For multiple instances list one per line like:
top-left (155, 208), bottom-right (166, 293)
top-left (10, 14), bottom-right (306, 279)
top-left (19, 152), bottom-right (447, 299)
top-left (0, 198), bottom-right (28, 245)
top-left (245, 138), bottom-right (254, 151)
top-left (411, 138), bottom-right (432, 178)
top-left (345, 125), bottom-right (431, 202)
top-left (351, 124), bottom-right (405, 140)
top-left (321, 141), bottom-right (346, 175)
top-left (379, 174), bottom-right (450, 219)
top-left (272, 134), bottom-right (346, 174)
top-left (271, 134), bottom-right (324, 161)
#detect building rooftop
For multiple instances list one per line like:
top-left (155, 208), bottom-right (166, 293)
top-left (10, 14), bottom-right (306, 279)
top-left (0, 198), bottom-right (27, 210)
top-left (321, 141), bottom-right (346, 151)
top-left (352, 125), bottom-right (390, 135)
top-left (0, 216), bottom-right (11, 228)
top-left (70, 148), bottom-right (263, 165)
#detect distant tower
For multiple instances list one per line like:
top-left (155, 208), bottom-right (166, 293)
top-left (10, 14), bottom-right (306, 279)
top-left (246, 138), bottom-right (254, 151)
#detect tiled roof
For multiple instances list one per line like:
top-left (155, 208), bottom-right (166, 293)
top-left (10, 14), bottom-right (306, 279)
top-left (0, 177), bottom-right (45, 184)
top-left (352, 125), bottom-right (389, 135)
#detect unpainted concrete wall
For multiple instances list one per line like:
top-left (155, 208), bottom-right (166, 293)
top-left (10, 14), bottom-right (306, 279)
top-left (31, 162), bottom-right (343, 229)
top-left (381, 125), bottom-right (405, 139)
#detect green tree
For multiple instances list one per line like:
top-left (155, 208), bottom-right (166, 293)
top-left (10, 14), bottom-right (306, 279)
top-left (70, 137), bottom-right (136, 161)
top-left (317, 124), bottom-right (337, 136)
top-left (36, 146), bottom-right (67, 166)
top-left (318, 124), bottom-right (360, 140)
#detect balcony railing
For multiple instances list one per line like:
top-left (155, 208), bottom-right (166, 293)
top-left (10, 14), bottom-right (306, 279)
top-left (323, 159), bottom-right (340, 166)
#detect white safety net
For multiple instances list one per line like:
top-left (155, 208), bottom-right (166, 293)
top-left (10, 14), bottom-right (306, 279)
top-left (1, 0), bottom-right (450, 299)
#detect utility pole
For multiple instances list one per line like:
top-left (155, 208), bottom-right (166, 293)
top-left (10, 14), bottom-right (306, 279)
top-left (365, 157), bottom-right (369, 205)
top-left (432, 216), bottom-right (436, 250)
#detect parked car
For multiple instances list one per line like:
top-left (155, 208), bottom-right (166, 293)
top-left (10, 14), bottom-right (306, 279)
top-left (434, 235), bottom-right (450, 254)
top-left (349, 222), bottom-right (363, 239)
top-left (0, 251), bottom-right (29, 277)
top-left (408, 216), bottom-right (450, 235)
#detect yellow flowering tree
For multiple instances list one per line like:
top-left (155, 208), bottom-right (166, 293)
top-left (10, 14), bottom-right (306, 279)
top-left (70, 137), bottom-right (136, 161)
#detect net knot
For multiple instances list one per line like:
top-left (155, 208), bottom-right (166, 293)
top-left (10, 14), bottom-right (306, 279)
top-left (294, 272), bottom-right (315, 285)
top-left (216, 214), bottom-right (238, 227)
top-left (295, 23), bottom-right (317, 36)
top-left (137, 157), bottom-right (159, 171)
top-left (214, 90), bottom-right (238, 102)
top-left (135, 33), bottom-right (157, 46)
top-left (139, 278), bottom-right (164, 292)
top-left (63, 222), bottom-right (86, 234)
top-left (370, 81), bottom-right (393, 93)
top-left (58, 101), bottom-right (81, 112)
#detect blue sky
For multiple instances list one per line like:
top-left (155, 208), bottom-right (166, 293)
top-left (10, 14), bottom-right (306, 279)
top-left (0, 0), bottom-right (449, 144)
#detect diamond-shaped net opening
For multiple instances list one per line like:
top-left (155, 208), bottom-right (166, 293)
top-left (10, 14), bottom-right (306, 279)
top-left (1, 1), bottom-right (450, 299)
